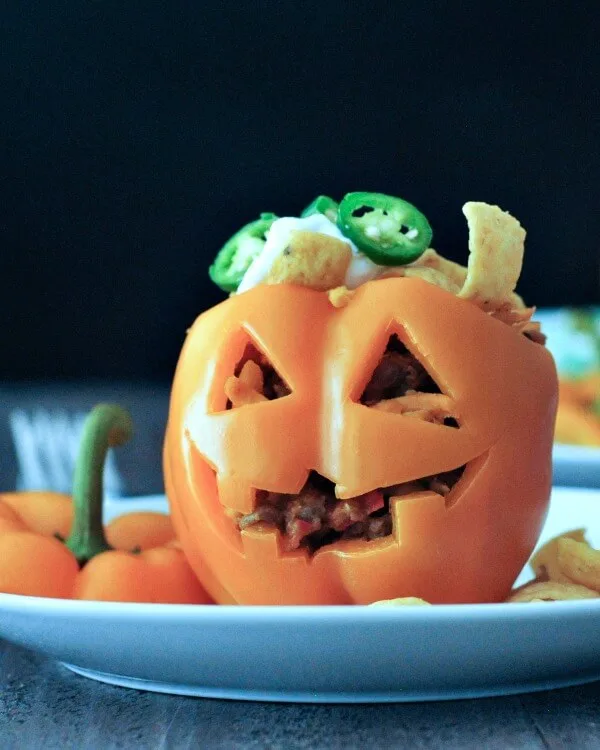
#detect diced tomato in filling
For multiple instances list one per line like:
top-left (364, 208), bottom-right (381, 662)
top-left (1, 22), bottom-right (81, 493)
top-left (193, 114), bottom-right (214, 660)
top-left (362, 490), bottom-right (385, 515)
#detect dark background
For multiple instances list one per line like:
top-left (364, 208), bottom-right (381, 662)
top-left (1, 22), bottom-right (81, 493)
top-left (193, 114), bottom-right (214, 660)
top-left (2, 1), bottom-right (598, 382)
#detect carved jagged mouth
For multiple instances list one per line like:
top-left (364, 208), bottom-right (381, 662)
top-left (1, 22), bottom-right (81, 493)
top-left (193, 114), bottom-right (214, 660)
top-left (227, 333), bottom-right (467, 553)
top-left (236, 467), bottom-right (466, 554)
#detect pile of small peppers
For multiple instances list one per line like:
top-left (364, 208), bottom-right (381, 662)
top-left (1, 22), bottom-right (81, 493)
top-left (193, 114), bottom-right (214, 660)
top-left (0, 404), bottom-right (212, 603)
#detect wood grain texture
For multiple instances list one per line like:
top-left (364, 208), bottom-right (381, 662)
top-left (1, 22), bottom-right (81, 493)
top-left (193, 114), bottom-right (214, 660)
top-left (2, 640), bottom-right (600, 749)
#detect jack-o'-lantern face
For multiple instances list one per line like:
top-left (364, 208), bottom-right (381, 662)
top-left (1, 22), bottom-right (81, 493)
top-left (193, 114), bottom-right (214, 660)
top-left (164, 278), bottom-right (557, 605)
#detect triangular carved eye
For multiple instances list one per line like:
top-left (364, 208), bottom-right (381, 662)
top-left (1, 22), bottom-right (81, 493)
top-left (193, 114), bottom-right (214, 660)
top-left (360, 334), bottom-right (460, 428)
top-left (360, 334), bottom-right (440, 403)
top-left (225, 342), bottom-right (291, 410)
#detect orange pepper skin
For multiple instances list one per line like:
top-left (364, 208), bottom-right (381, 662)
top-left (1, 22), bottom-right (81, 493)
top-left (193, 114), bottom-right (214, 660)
top-left (72, 547), bottom-right (210, 604)
top-left (1, 491), bottom-right (72, 538)
top-left (0, 492), bottom-right (212, 604)
top-left (0, 531), bottom-right (80, 599)
top-left (164, 278), bottom-right (559, 605)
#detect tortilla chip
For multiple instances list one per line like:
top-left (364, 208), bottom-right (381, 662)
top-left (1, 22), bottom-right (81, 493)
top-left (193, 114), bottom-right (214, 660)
top-left (396, 266), bottom-right (462, 294)
top-left (224, 376), bottom-right (267, 407)
top-left (510, 291), bottom-right (527, 310)
top-left (369, 597), bottom-right (431, 606)
top-left (490, 302), bottom-right (534, 329)
top-left (416, 248), bottom-right (468, 289)
top-left (459, 202), bottom-right (526, 310)
top-left (238, 360), bottom-right (264, 393)
top-left (265, 231), bottom-right (351, 290)
top-left (328, 285), bottom-right (355, 308)
top-left (557, 537), bottom-right (600, 591)
top-left (530, 529), bottom-right (588, 583)
top-left (494, 306), bottom-right (545, 344)
top-left (507, 580), bottom-right (600, 602)
top-left (372, 392), bottom-right (456, 425)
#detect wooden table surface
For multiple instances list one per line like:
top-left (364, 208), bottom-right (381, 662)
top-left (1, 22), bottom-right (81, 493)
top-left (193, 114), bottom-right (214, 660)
top-left (2, 641), bottom-right (600, 749)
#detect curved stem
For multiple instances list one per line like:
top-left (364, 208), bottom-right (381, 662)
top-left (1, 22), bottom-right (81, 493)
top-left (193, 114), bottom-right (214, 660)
top-left (65, 404), bottom-right (133, 566)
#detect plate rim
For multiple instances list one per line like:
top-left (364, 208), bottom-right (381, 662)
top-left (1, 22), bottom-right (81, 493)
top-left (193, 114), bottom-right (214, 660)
top-left (2, 591), bottom-right (600, 622)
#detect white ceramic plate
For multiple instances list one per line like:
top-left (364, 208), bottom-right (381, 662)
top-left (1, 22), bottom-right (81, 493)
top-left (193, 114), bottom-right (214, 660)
top-left (553, 444), bottom-right (600, 488)
top-left (1, 488), bottom-right (600, 703)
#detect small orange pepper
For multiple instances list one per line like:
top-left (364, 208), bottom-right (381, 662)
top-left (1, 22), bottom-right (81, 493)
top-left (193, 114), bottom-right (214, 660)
top-left (0, 404), bottom-right (212, 604)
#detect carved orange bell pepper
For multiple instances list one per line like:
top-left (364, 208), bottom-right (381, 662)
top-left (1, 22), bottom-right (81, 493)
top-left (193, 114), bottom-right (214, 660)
top-left (0, 404), bottom-right (211, 604)
top-left (164, 279), bottom-right (558, 605)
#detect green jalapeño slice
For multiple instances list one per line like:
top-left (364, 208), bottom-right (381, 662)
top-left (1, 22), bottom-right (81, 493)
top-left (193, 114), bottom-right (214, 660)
top-left (337, 192), bottom-right (432, 266)
top-left (209, 212), bottom-right (278, 292)
top-left (300, 195), bottom-right (339, 222)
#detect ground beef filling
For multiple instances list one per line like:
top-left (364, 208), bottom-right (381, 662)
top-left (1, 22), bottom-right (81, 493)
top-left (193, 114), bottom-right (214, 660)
top-left (232, 336), bottom-right (464, 552)
top-left (239, 468), bottom-right (465, 553)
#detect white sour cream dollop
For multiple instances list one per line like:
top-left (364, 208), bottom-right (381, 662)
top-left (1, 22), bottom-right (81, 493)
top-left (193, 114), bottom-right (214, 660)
top-left (237, 214), bottom-right (401, 293)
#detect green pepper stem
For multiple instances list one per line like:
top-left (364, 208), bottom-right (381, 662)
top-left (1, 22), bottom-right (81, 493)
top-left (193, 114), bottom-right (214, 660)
top-left (65, 404), bottom-right (133, 566)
